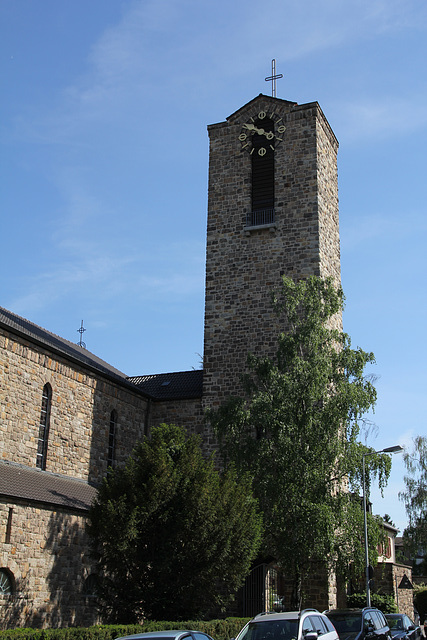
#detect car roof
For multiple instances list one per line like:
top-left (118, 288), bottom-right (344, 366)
top-left (325, 609), bottom-right (375, 614)
top-left (117, 632), bottom-right (206, 640)
top-left (253, 610), bottom-right (321, 621)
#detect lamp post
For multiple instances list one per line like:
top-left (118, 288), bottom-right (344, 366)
top-left (362, 445), bottom-right (403, 607)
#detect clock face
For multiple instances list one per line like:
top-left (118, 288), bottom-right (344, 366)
top-left (238, 110), bottom-right (286, 156)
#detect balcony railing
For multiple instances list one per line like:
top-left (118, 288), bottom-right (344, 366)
top-left (245, 208), bottom-right (275, 228)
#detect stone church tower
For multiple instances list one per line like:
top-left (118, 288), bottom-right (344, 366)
top-left (0, 92), bottom-right (346, 627)
top-left (203, 94), bottom-right (340, 408)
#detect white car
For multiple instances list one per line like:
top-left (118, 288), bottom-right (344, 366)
top-left (235, 610), bottom-right (340, 640)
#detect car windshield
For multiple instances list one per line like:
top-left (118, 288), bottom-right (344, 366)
top-left (326, 614), bottom-right (362, 640)
top-left (238, 620), bottom-right (299, 640)
top-left (387, 619), bottom-right (403, 631)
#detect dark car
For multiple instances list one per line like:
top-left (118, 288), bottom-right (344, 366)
top-left (325, 608), bottom-right (392, 640)
top-left (385, 614), bottom-right (421, 640)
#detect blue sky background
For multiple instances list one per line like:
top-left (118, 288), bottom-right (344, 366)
top-left (1, 0), bottom-right (426, 534)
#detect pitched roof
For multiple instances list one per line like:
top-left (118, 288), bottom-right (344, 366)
top-left (227, 93), bottom-right (298, 121)
top-left (0, 461), bottom-right (98, 512)
top-left (0, 306), bottom-right (202, 401)
top-left (0, 305), bottom-right (144, 392)
top-left (128, 369), bottom-right (203, 400)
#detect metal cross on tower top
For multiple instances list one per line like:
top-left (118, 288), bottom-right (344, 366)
top-left (265, 59), bottom-right (283, 98)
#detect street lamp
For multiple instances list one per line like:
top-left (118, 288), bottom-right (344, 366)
top-left (362, 445), bottom-right (403, 607)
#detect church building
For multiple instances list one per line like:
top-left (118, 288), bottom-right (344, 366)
top-left (1, 92), bottom-right (343, 627)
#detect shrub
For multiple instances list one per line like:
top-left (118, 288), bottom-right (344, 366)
top-left (0, 618), bottom-right (250, 640)
top-left (346, 592), bottom-right (397, 613)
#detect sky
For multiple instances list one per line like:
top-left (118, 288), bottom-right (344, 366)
top-left (1, 0), bottom-right (426, 534)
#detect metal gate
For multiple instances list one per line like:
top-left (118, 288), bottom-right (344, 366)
top-left (242, 563), bottom-right (267, 617)
top-left (242, 563), bottom-right (283, 616)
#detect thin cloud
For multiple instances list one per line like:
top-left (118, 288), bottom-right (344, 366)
top-left (337, 98), bottom-right (427, 142)
top-left (8, 254), bottom-right (133, 316)
top-left (136, 272), bottom-right (204, 298)
top-left (230, 0), bottom-right (427, 64)
top-left (341, 211), bottom-right (427, 249)
top-left (7, 235), bottom-right (205, 319)
top-left (12, 0), bottom-right (427, 147)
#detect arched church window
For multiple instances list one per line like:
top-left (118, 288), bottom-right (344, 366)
top-left (82, 573), bottom-right (99, 598)
top-left (36, 383), bottom-right (52, 470)
top-left (0, 569), bottom-right (14, 595)
top-left (107, 410), bottom-right (117, 469)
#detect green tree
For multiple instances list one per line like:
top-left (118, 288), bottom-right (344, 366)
top-left (207, 276), bottom-right (392, 608)
top-left (87, 423), bottom-right (263, 622)
top-left (400, 436), bottom-right (427, 574)
top-left (414, 584), bottom-right (427, 625)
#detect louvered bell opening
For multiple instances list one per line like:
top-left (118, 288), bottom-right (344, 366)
top-left (248, 117), bottom-right (275, 228)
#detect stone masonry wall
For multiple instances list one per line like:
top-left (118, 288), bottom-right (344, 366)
top-left (0, 327), bottom-right (150, 627)
top-left (148, 397), bottom-right (218, 456)
top-left (315, 108), bottom-right (341, 288)
top-left (373, 563), bottom-right (415, 618)
top-left (277, 563), bottom-right (336, 611)
top-left (0, 328), bottom-right (148, 483)
top-left (0, 499), bottom-right (99, 629)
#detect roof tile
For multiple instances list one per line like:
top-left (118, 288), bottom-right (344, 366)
top-left (128, 370), bottom-right (203, 400)
top-left (0, 461), bottom-right (98, 512)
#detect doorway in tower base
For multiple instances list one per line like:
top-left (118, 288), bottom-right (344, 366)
top-left (241, 563), bottom-right (283, 616)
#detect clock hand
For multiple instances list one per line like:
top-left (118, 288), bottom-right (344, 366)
top-left (243, 123), bottom-right (274, 139)
top-left (243, 123), bottom-right (258, 133)
top-left (243, 123), bottom-right (266, 136)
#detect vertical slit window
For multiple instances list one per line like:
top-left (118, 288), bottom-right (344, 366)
top-left (5, 508), bottom-right (13, 544)
top-left (107, 410), bottom-right (117, 469)
top-left (36, 383), bottom-right (52, 470)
